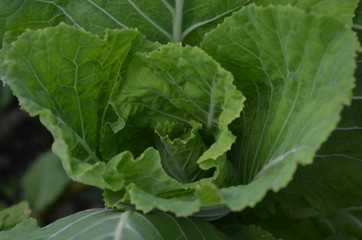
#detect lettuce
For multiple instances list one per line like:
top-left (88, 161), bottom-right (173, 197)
top-left (0, 0), bottom-right (361, 238)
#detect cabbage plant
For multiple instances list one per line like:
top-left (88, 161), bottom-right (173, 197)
top-left (0, 0), bottom-right (361, 239)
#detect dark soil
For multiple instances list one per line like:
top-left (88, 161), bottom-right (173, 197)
top-left (0, 97), bottom-right (53, 205)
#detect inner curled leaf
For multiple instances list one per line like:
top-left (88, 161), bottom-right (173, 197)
top-left (110, 43), bottom-right (244, 186)
top-left (155, 120), bottom-right (212, 183)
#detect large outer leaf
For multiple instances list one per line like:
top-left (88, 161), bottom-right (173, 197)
top-left (0, 209), bottom-right (230, 240)
top-left (2, 0), bottom-right (357, 46)
top-left (0, 0), bottom-right (249, 44)
top-left (230, 6), bottom-right (362, 239)
top-left (241, 30), bottom-right (362, 240)
top-left (3, 24), bottom-right (147, 190)
top-left (201, 5), bottom-right (359, 211)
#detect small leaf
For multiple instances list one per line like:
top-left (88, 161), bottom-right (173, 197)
top-left (155, 120), bottom-right (209, 183)
top-left (22, 151), bottom-right (70, 212)
top-left (0, 201), bottom-right (31, 231)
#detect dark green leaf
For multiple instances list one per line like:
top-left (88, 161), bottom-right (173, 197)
top-left (0, 0), bottom-right (249, 44)
top-left (222, 224), bottom-right (279, 240)
top-left (0, 86), bottom-right (12, 113)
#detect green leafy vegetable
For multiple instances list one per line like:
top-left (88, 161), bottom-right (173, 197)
top-left (2, 1), bottom-right (359, 216)
top-left (2, 21), bottom-right (245, 217)
top-left (0, 0), bottom-right (361, 239)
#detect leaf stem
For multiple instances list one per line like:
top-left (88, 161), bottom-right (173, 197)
top-left (173, 0), bottom-right (184, 42)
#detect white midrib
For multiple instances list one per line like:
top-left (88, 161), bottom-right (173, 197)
top-left (173, 0), bottom-right (184, 42)
top-left (206, 73), bottom-right (216, 134)
top-left (114, 211), bottom-right (130, 240)
top-left (46, 210), bottom-right (104, 238)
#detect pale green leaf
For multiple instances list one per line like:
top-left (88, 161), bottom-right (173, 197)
top-left (0, 218), bottom-right (39, 240)
top-left (112, 43), bottom-right (244, 179)
top-left (105, 43), bottom-right (244, 217)
top-left (0, 209), bottom-right (230, 240)
top-left (3, 24), bottom-right (147, 190)
top-left (124, 184), bottom-right (200, 217)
